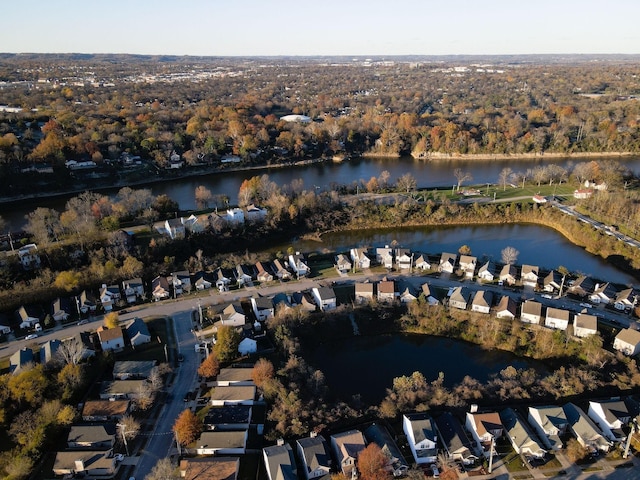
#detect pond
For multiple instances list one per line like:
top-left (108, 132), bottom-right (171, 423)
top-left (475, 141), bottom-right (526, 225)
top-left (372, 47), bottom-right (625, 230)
top-left (279, 224), bottom-right (637, 285)
top-left (303, 333), bottom-right (546, 405)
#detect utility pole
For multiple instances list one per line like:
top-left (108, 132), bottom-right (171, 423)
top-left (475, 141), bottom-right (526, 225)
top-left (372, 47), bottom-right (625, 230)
top-left (118, 424), bottom-right (130, 456)
top-left (488, 436), bottom-right (495, 473)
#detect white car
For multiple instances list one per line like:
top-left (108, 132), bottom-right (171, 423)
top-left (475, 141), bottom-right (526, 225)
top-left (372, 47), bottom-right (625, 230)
top-left (579, 302), bottom-right (592, 308)
top-left (430, 464), bottom-right (439, 478)
top-left (25, 333), bottom-right (39, 340)
top-left (114, 454), bottom-right (124, 462)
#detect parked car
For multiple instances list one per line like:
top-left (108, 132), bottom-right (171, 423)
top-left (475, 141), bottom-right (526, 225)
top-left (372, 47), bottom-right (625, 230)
top-left (114, 454), bottom-right (124, 462)
top-left (77, 319), bottom-right (89, 326)
top-left (25, 333), bottom-right (38, 340)
top-left (430, 465), bottom-right (439, 478)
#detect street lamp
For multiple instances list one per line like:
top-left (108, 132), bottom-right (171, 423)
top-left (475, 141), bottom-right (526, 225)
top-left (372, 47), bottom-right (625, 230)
top-left (117, 424), bottom-right (131, 456)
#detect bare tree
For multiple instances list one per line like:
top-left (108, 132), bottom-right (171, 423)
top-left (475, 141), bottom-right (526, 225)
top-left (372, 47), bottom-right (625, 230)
top-left (55, 338), bottom-right (88, 366)
top-left (501, 246), bottom-right (520, 265)
top-left (194, 185), bottom-right (213, 209)
top-left (118, 414), bottom-right (141, 442)
top-left (453, 168), bottom-right (473, 191)
top-left (396, 173), bottom-right (417, 193)
top-left (146, 458), bottom-right (179, 480)
top-left (498, 167), bottom-right (513, 191)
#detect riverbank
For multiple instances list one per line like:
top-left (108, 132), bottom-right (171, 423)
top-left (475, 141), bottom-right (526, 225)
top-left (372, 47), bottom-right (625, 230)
top-left (411, 151), bottom-right (637, 161)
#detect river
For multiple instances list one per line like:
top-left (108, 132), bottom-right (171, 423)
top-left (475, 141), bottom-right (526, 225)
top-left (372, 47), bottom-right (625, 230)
top-left (3, 154), bottom-right (640, 230)
top-left (303, 333), bottom-right (546, 405)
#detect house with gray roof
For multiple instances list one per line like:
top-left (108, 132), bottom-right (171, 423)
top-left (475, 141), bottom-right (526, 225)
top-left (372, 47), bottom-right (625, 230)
top-left (527, 405), bottom-right (568, 451)
top-left (195, 431), bottom-right (248, 455)
top-left (613, 328), bottom-right (640, 356)
top-left (113, 360), bottom-right (156, 380)
top-left (53, 451), bottom-right (117, 477)
top-left (433, 412), bottom-right (477, 464)
top-left (500, 408), bottom-right (546, 458)
top-left (10, 347), bottom-right (34, 374)
top-left (66, 424), bottom-right (116, 450)
top-left (40, 339), bottom-right (61, 365)
top-left (520, 300), bottom-right (542, 324)
top-left (588, 398), bottom-right (640, 442)
top-left (263, 442), bottom-right (297, 480)
top-left (449, 286), bottom-right (470, 310)
top-left (296, 434), bottom-right (331, 480)
top-left (563, 402), bottom-right (611, 453)
top-left (471, 290), bottom-right (493, 314)
top-left (330, 430), bottom-right (366, 477)
top-left (403, 413), bottom-right (438, 464)
top-left (125, 317), bottom-right (151, 347)
top-left (204, 405), bottom-right (252, 431)
top-left (496, 296), bottom-right (518, 319)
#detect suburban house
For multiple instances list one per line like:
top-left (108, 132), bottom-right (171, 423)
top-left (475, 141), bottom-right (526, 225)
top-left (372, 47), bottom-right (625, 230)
top-left (563, 402), bottom-right (611, 453)
top-left (377, 279), bottom-right (397, 303)
top-left (330, 430), bottom-right (366, 477)
top-left (99, 284), bottom-right (121, 312)
top-left (400, 287), bottom-right (418, 303)
top-left (495, 296), bottom-right (518, 319)
top-left (203, 405), bottom-right (252, 431)
top-left (219, 303), bottom-right (246, 328)
top-left (568, 276), bottom-right (596, 297)
top-left (545, 308), bottom-right (571, 330)
top-left (521, 265), bottom-right (539, 287)
top-left (543, 270), bottom-right (563, 293)
top-left (99, 380), bottom-right (147, 400)
top-left (527, 405), bottom-right (568, 451)
top-left (171, 270), bottom-right (192, 295)
top-left (459, 255), bottom-right (477, 278)
top-left (151, 276), bottom-right (171, 301)
top-left (350, 248), bottom-right (371, 270)
top-left (296, 434), bottom-right (331, 480)
top-left (376, 246), bottom-right (394, 269)
top-left (214, 268), bottom-right (234, 291)
top-left (471, 290), bottom-right (493, 314)
top-left (125, 317), bottom-right (152, 347)
top-left (449, 286), bottom-right (470, 310)
top-left (439, 253), bottom-right (457, 274)
top-left (613, 328), bottom-right (640, 356)
top-left (272, 293), bottom-right (292, 313)
top-left (164, 217), bottom-right (185, 239)
top-left (590, 282), bottom-right (619, 304)
top-left (180, 457), bottom-right (239, 480)
top-left (238, 337), bottom-right (257, 356)
top-left (40, 339), bottom-right (61, 365)
top-left (195, 431), bottom-right (248, 455)
top-left (291, 292), bottom-right (317, 312)
top-left (363, 423), bottom-right (407, 472)
top-left (395, 248), bottom-right (412, 270)
top-left (335, 254), bottom-right (352, 274)
top-left (312, 287), bottom-right (337, 311)
top-left (499, 408), bottom-right (546, 459)
top-left (225, 208), bottom-right (245, 224)
top-left (18, 243), bottom-right (41, 269)
top-left (53, 451), bottom-right (117, 477)
top-left (51, 297), bottom-right (72, 322)
top-left (255, 262), bottom-right (274, 283)
top-left (66, 424), bottom-right (116, 450)
top-left (235, 265), bottom-right (254, 287)
top-left (433, 412), bottom-right (477, 465)
top-left (573, 314), bottom-right (598, 338)
top-left (288, 253), bottom-right (310, 278)
top-left (193, 271), bottom-right (213, 291)
top-left (588, 398), bottom-right (639, 442)
top-left (210, 385), bottom-right (256, 406)
top-left (263, 443), bottom-right (297, 480)
top-left (0, 314), bottom-right (11, 335)
top-left (213, 368), bottom-right (255, 387)
top-left (520, 300), bottom-right (542, 324)
top-left (421, 284), bottom-right (440, 305)
top-left (66, 332), bottom-right (96, 361)
top-left (355, 282), bottom-right (375, 303)
top-left (252, 296), bottom-right (275, 321)
top-left (78, 290), bottom-right (98, 313)
top-left (10, 348), bottom-right (34, 374)
top-left (574, 188), bottom-right (593, 199)
top-left (413, 254), bottom-right (431, 271)
top-left (183, 214), bottom-right (206, 234)
top-left (122, 278), bottom-right (144, 304)
top-left (614, 288), bottom-right (637, 311)
top-left (403, 413), bottom-right (438, 464)
top-left (97, 326), bottom-right (124, 352)
top-left (273, 259), bottom-right (292, 281)
top-left (465, 411), bottom-right (504, 457)
top-left (499, 264), bottom-right (518, 286)
top-left (17, 304), bottom-right (42, 329)
top-left (477, 261), bottom-right (495, 282)
top-left (81, 400), bottom-right (130, 422)
top-left (113, 360), bottom-right (156, 380)
top-left (246, 204), bottom-right (268, 222)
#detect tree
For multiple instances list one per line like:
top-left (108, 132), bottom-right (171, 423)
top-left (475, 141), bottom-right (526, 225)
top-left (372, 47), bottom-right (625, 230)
top-left (252, 358), bottom-right (275, 388)
top-left (194, 185), bottom-right (213, 209)
top-left (396, 173), bottom-right (417, 193)
top-left (498, 167), bottom-right (513, 191)
top-left (56, 338), bottom-right (88, 365)
top-left (197, 354), bottom-right (220, 379)
top-left (565, 438), bottom-right (588, 462)
top-left (458, 245), bottom-right (471, 255)
top-left (357, 443), bottom-right (388, 480)
top-left (24, 207), bottom-right (62, 245)
top-left (57, 363), bottom-right (85, 400)
top-left (8, 364), bottom-right (48, 407)
top-left (173, 409), bottom-right (202, 446)
top-left (146, 458), bottom-right (179, 480)
top-left (501, 246), bottom-right (519, 265)
top-left (118, 414), bottom-right (141, 443)
top-left (54, 270), bottom-right (81, 292)
top-left (2, 451), bottom-right (33, 480)
top-left (453, 168), bottom-right (473, 191)
top-left (104, 312), bottom-right (120, 329)
top-left (213, 325), bottom-right (241, 362)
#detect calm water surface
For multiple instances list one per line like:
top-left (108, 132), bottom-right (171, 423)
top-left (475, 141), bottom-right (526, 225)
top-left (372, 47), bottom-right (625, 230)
top-left (304, 333), bottom-right (546, 405)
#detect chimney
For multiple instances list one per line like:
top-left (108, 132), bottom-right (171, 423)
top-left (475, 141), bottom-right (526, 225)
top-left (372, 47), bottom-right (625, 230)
top-left (310, 431), bottom-right (318, 438)
top-left (277, 438), bottom-right (285, 446)
top-left (470, 404), bottom-right (478, 413)
top-left (74, 459), bottom-right (85, 472)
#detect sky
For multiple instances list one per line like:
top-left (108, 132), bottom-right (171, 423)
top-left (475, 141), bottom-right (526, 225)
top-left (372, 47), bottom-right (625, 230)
top-left (2, 0), bottom-right (640, 57)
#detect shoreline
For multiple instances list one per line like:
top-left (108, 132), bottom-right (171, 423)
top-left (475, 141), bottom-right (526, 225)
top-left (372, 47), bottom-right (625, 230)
top-left (0, 150), bottom-right (637, 206)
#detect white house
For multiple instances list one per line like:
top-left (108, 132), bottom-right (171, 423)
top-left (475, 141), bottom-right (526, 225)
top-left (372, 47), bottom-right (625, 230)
top-left (403, 413), bottom-right (438, 464)
top-left (477, 261), bottom-right (495, 282)
top-left (499, 264), bottom-right (518, 285)
top-left (500, 408), bottom-right (546, 459)
top-left (465, 412), bottom-right (503, 458)
top-left (545, 307), bottom-right (571, 330)
top-left (433, 412), bottom-right (477, 465)
top-left (263, 443), bottom-right (297, 480)
top-left (588, 399), bottom-right (638, 442)
top-left (590, 282), bottom-right (619, 305)
top-left (355, 282), bottom-right (375, 303)
top-left (164, 217), bottom-right (185, 239)
top-left (225, 208), bottom-right (245, 224)
top-left (495, 296), bottom-right (518, 319)
top-left (395, 249), bottom-right (412, 270)
top-left (122, 278), bottom-right (144, 304)
top-left (520, 300), bottom-right (542, 324)
top-left (350, 248), bottom-right (371, 270)
top-left (414, 254), bottom-right (431, 271)
top-left (563, 403), bottom-right (611, 453)
top-left (459, 255), bottom-right (477, 278)
top-left (330, 430), bottom-right (366, 477)
top-left (573, 314), bottom-right (598, 338)
top-left (449, 286), bottom-right (469, 310)
top-left (288, 253), bottom-right (310, 278)
top-left (195, 431), bottom-right (247, 455)
top-left (18, 244), bottom-right (41, 270)
top-left (527, 405), bottom-right (568, 451)
top-left (439, 253), bottom-right (457, 274)
top-left (312, 287), bottom-right (337, 311)
top-left (97, 326), bottom-right (124, 352)
top-left (219, 303), bottom-right (246, 328)
top-left (521, 265), bottom-right (539, 287)
top-left (376, 246), bottom-right (394, 269)
top-left (252, 297), bottom-right (275, 321)
top-left (613, 328), bottom-right (640, 356)
top-left (335, 254), bottom-right (352, 274)
top-left (238, 338), bottom-right (257, 356)
top-left (471, 290), bottom-right (493, 314)
top-left (125, 317), bottom-right (152, 347)
top-left (296, 434), bottom-right (331, 480)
